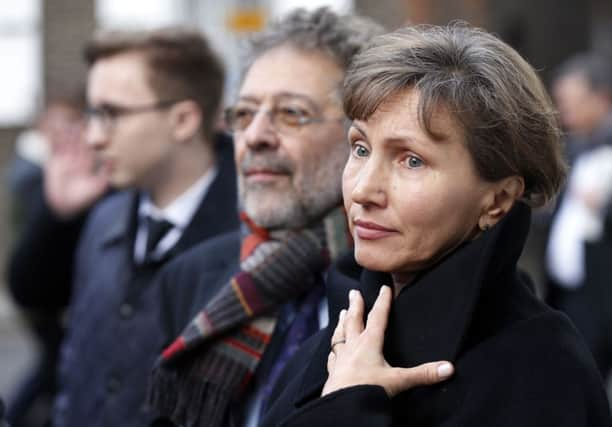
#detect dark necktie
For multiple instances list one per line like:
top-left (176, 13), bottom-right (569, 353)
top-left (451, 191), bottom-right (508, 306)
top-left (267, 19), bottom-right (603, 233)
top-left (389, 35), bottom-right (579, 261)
top-left (145, 216), bottom-right (173, 260)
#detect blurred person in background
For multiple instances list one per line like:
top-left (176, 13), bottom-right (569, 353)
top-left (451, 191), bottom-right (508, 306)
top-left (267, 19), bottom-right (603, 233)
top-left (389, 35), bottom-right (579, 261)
top-left (551, 53), bottom-right (612, 166)
top-left (5, 91), bottom-right (107, 427)
top-left (546, 53), bottom-right (612, 384)
top-left (51, 27), bottom-right (239, 427)
top-left (7, 92), bottom-right (92, 225)
top-left (523, 53), bottom-right (612, 300)
top-left (147, 8), bottom-right (384, 427)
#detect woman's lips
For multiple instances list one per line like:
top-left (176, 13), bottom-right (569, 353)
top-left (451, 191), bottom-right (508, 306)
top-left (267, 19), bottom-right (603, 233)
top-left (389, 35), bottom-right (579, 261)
top-left (353, 219), bottom-right (397, 240)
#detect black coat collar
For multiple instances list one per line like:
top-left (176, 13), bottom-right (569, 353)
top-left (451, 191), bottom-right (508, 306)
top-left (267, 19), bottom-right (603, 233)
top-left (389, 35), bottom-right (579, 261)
top-left (295, 202), bottom-right (532, 406)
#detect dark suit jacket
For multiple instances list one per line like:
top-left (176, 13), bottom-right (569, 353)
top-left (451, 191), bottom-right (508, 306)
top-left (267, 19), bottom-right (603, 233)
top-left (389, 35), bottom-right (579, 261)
top-left (262, 203), bottom-right (611, 427)
top-left (157, 230), bottom-right (241, 343)
top-left (54, 138), bottom-right (239, 427)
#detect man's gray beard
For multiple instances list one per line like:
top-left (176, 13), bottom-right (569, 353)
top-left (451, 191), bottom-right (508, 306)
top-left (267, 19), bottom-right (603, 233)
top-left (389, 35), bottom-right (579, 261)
top-left (238, 177), bottom-right (342, 230)
top-left (238, 140), bottom-right (348, 230)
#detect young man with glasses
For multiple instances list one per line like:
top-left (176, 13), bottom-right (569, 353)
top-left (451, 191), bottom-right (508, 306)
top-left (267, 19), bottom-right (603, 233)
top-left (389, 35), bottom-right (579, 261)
top-left (52, 28), bottom-right (239, 427)
top-left (147, 8), bottom-right (384, 427)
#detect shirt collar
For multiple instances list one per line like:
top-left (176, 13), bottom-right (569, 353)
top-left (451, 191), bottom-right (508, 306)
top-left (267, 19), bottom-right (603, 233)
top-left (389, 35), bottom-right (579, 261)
top-left (138, 165), bottom-right (218, 229)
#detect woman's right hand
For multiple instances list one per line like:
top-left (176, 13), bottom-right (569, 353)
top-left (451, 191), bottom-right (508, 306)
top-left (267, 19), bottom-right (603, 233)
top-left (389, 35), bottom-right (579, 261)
top-left (322, 286), bottom-right (454, 398)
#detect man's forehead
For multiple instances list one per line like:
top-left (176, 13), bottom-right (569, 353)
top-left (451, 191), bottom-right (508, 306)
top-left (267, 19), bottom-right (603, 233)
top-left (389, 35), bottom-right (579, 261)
top-left (88, 52), bottom-right (154, 102)
top-left (238, 45), bottom-right (343, 104)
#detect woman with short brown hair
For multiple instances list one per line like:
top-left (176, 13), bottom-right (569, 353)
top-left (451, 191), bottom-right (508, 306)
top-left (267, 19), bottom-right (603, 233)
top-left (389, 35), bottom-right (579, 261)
top-left (261, 24), bottom-right (610, 427)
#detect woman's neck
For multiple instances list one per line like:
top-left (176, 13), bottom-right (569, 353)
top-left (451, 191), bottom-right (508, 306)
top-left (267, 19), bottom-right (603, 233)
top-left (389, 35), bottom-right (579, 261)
top-left (391, 272), bottom-right (416, 298)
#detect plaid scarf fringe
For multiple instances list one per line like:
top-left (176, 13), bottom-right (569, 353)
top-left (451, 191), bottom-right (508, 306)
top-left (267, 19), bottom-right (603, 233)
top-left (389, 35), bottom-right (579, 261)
top-left (149, 207), bottom-right (351, 427)
top-left (151, 316), bottom-right (277, 427)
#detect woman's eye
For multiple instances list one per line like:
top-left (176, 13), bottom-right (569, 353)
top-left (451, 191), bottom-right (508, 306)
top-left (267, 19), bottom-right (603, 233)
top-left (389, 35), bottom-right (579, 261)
top-left (404, 155), bottom-right (423, 168)
top-left (352, 143), bottom-right (369, 158)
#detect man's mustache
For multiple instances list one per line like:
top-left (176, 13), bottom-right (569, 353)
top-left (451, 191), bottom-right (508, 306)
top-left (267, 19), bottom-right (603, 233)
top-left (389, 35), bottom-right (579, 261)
top-left (239, 152), bottom-right (294, 175)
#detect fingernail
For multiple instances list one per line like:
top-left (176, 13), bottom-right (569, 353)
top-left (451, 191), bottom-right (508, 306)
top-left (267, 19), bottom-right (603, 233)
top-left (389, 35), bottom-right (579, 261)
top-left (349, 289), bottom-right (357, 301)
top-left (339, 309), bottom-right (347, 320)
top-left (379, 285), bottom-right (388, 296)
top-left (437, 362), bottom-right (454, 379)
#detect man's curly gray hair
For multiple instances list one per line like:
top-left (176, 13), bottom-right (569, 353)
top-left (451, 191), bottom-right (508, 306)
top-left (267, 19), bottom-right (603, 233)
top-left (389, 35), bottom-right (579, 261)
top-left (243, 7), bottom-right (384, 73)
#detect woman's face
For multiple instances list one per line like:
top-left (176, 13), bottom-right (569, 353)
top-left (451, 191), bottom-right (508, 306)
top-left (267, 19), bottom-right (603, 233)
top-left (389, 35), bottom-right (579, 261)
top-left (343, 89), bottom-right (498, 282)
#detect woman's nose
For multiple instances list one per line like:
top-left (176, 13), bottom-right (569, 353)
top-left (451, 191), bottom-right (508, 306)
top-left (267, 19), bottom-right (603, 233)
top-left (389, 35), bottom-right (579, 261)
top-left (350, 158), bottom-right (387, 208)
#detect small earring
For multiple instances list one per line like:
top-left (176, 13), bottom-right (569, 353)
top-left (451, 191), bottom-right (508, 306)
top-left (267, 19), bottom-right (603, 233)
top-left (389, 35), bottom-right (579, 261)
top-left (481, 223), bottom-right (490, 231)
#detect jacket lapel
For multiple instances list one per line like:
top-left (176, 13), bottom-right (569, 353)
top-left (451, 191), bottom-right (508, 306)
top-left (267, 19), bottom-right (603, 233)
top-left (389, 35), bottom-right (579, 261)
top-left (99, 191), bottom-right (138, 249)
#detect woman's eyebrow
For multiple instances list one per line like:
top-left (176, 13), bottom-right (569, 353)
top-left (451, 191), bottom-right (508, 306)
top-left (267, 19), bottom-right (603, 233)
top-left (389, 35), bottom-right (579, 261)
top-left (350, 122), bottom-right (367, 138)
top-left (351, 122), bottom-right (437, 150)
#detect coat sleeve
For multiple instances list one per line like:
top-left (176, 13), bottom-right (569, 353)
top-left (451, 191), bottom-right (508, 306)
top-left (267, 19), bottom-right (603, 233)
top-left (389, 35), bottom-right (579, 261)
top-left (7, 191), bottom-right (88, 309)
top-left (278, 385), bottom-right (393, 427)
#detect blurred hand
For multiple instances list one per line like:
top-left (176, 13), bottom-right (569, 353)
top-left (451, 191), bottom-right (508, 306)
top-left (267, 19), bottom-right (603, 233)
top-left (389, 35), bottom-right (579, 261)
top-left (576, 189), bottom-right (603, 212)
top-left (44, 138), bottom-right (109, 219)
top-left (322, 286), bottom-right (454, 398)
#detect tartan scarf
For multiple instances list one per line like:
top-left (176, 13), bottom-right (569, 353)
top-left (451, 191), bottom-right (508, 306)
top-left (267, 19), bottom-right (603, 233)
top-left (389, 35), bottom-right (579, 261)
top-left (148, 206), bottom-right (351, 427)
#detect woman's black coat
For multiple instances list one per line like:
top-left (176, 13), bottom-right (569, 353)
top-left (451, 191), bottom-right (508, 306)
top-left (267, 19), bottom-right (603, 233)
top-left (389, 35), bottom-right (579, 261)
top-left (261, 204), bottom-right (611, 427)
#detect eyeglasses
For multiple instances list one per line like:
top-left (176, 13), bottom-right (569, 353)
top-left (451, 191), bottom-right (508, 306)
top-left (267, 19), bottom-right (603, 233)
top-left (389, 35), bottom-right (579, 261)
top-left (225, 104), bottom-right (329, 135)
top-left (85, 99), bottom-right (182, 133)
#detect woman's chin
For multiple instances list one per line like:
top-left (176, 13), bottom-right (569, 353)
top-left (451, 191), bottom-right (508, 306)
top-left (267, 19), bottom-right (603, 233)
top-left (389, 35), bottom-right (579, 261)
top-left (354, 250), bottom-right (396, 273)
top-left (354, 247), bottom-right (430, 275)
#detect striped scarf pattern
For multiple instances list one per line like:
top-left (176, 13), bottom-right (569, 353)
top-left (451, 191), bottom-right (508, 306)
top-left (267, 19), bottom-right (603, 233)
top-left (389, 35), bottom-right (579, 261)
top-left (149, 207), bottom-right (351, 427)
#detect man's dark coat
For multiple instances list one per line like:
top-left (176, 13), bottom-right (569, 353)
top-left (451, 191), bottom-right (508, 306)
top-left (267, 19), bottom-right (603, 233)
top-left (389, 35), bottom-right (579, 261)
top-left (54, 138), bottom-right (239, 427)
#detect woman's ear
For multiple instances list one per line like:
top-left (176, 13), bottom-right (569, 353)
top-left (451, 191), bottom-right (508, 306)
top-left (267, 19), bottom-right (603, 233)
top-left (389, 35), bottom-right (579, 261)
top-left (170, 100), bottom-right (203, 142)
top-left (478, 176), bottom-right (524, 230)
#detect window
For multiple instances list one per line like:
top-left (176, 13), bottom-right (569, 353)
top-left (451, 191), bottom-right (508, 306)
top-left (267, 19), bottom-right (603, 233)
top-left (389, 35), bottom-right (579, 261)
top-left (95, 0), bottom-right (189, 29)
top-left (0, 0), bottom-right (41, 126)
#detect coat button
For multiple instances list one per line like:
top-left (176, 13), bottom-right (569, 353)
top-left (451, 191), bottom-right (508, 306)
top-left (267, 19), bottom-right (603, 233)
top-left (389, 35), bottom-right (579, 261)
top-left (119, 303), bottom-right (134, 319)
top-left (106, 375), bottom-right (121, 394)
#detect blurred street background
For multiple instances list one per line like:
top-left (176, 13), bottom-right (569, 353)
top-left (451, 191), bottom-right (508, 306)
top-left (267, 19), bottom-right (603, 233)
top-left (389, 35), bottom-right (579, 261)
top-left (1, 0), bottom-right (612, 415)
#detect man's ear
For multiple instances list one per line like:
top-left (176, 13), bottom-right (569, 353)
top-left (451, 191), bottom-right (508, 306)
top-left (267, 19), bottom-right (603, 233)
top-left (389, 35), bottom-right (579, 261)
top-left (478, 176), bottom-right (525, 231)
top-left (170, 100), bottom-right (203, 142)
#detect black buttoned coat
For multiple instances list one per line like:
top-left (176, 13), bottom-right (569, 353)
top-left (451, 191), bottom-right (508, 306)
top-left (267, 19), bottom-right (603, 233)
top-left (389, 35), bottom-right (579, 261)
top-left (262, 203), bottom-right (612, 427)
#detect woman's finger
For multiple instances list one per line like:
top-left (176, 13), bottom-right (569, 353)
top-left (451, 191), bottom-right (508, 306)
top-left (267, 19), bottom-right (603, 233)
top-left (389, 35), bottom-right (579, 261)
top-left (344, 289), bottom-right (365, 340)
top-left (364, 285), bottom-right (392, 347)
top-left (330, 309), bottom-right (347, 350)
top-left (326, 350), bottom-right (336, 373)
top-left (385, 361), bottom-right (454, 397)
